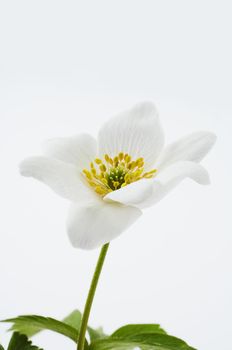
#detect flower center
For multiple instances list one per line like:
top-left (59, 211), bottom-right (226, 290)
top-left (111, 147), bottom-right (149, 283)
top-left (82, 152), bottom-right (157, 196)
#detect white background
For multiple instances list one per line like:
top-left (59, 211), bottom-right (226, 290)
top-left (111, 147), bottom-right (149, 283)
top-left (0, 1), bottom-right (231, 349)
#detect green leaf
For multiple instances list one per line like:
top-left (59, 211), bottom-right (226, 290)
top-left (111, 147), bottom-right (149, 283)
top-left (0, 345), bottom-right (4, 350)
top-left (3, 310), bottom-right (82, 339)
top-left (89, 333), bottom-right (196, 350)
top-left (3, 315), bottom-right (78, 343)
top-left (112, 324), bottom-right (166, 338)
top-left (63, 309), bottom-right (107, 341)
top-left (7, 332), bottom-right (43, 350)
top-left (88, 326), bottom-right (107, 341)
top-left (62, 310), bottom-right (82, 330)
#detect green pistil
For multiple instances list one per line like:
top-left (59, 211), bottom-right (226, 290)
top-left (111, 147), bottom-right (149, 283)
top-left (106, 167), bottom-right (126, 190)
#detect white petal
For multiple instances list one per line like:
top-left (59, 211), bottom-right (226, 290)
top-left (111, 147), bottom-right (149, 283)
top-left (19, 156), bottom-right (95, 202)
top-left (67, 198), bottom-right (142, 250)
top-left (104, 179), bottom-right (155, 207)
top-left (156, 131), bottom-right (216, 169)
top-left (140, 161), bottom-right (210, 209)
top-left (43, 133), bottom-right (97, 169)
top-left (157, 160), bottom-right (210, 185)
top-left (98, 102), bottom-right (164, 170)
top-left (104, 161), bottom-right (209, 209)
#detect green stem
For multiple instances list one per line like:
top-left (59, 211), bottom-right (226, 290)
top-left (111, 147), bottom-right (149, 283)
top-left (77, 243), bottom-right (109, 350)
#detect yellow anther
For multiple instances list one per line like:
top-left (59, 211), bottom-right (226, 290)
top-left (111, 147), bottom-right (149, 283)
top-left (125, 155), bottom-right (131, 163)
top-left (113, 156), bottom-right (119, 166)
top-left (134, 169), bottom-right (143, 178)
top-left (144, 174), bottom-right (153, 179)
top-left (119, 152), bottom-right (124, 161)
top-left (91, 168), bottom-right (97, 176)
top-left (95, 158), bottom-right (102, 164)
top-left (143, 169), bottom-right (157, 177)
top-left (104, 154), bottom-right (113, 166)
top-left (88, 180), bottom-right (96, 187)
top-left (101, 178), bottom-right (108, 185)
top-left (124, 173), bottom-right (131, 183)
top-left (83, 169), bottom-right (92, 180)
top-left (105, 154), bottom-right (110, 162)
top-left (100, 164), bottom-right (106, 172)
top-left (137, 159), bottom-right (144, 168)
top-left (129, 161), bottom-right (136, 170)
top-left (135, 158), bottom-right (143, 167)
top-left (95, 186), bottom-right (106, 195)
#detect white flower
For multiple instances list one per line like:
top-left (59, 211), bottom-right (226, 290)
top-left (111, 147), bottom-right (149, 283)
top-left (19, 102), bottom-right (216, 250)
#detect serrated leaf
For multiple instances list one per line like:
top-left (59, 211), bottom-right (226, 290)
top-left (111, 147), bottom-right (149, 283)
top-left (7, 332), bottom-right (43, 350)
top-left (62, 310), bottom-right (82, 330)
top-left (88, 326), bottom-right (107, 341)
top-left (89, 333), bottom-right (196, 350)
top-left (112, 324), bottom-right (166, 338)
top-left (63, 310), bottom-right (107, 341)
top-left (3, 310), bottom-right (82, 339)
top-left (3, 315), bottom-right (78, 342)
top-left (62, 310), bottom-right (107, 341)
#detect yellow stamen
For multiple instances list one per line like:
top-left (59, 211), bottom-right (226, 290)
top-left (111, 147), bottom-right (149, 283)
top-left (100, 164), bottom-right (106, 172)
top-left (82, 152), bottom-right (157, 197)
top-left (95, 158), bottom-right (102, 165)
top-left (95, 186), bottom-right (107, 195)
top-left (125, 154), bottom-right (131, 163)
top-left (119, 152), bottom-right (124, 161)
top-left (105, 154), bottom-right (110, 162)
top-left (83, 169), bottom-right (92, 180)
top-left (91, 168), bottom-right (97, 176)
